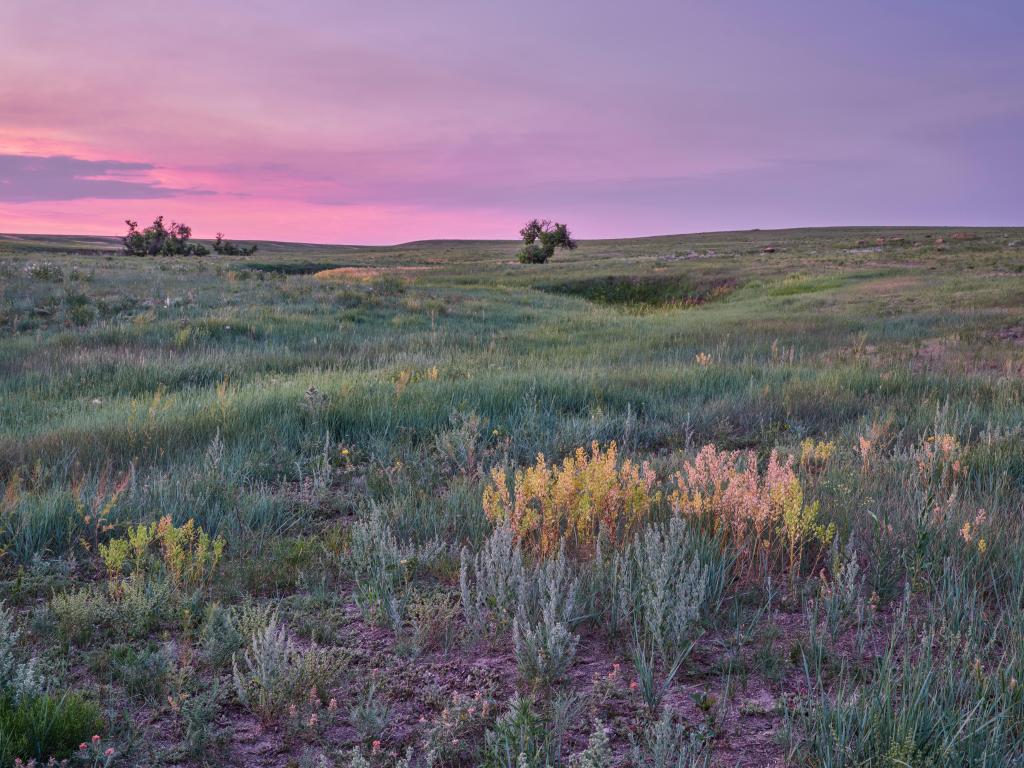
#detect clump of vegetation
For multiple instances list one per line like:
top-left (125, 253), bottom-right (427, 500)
top-left (231, 610), bottom-right (342, 721)
top-left (517, 218), bottom-right (577, 264)
top-left (669, 445), bottom-right (834, 580)
top-left (483, 441), bottom-right (658, 559)
top-left (123, 216), bottom-right (209, 256)
top-left (212, 233), bottom-right (258, 256)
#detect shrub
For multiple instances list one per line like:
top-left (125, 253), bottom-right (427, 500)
top-left (513, 547), bottom-right (580, 689)
top-left (628, 709), bottom-right (709, 768)
top-left (108, 642), bottom-right (171, 701)
top-left (669, 445), bottom-right (832, 579)
top-left (483, 441), bottom-right (658, 560)
top-left (609, 518), bottom-right (728, 713)
top-left (199, 602), bottom-right (245, 669)
top-left (22, 262), bottom-right (64, 281)
top-left (460, 524), bottom-right (526, 635)
top-left (0, 692), bottom-right (104, 767)
top-left (0, 603), bottom-right (44, 701)
top-left (622, 518), bottom-right (710, 662)
top-left (348, 510), bottom-right (442, 627)
top-left (212, 233), bottom-right (258, 256)
top-left (102, 516), bottom-right (225, 592)
top-left (569, 722), bottom-right (613, 768)
top-left (51, 588), bottom-right (114, 646)
top-left (231, 611), bottom-right (341, 721)
top-left (348, 681), bottom-right (390, 744)
top-left (481, 696), bottom-right (549, 768)
top-left (406, 590), bottom-right (461, 654)
top-left (177, 683), bottom-right (228, 764)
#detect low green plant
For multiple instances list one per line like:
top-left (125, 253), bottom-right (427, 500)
top-left (348, 681), bottom-right (390, 745)
top-left (0, 691), bottom-right (104, 767)
top-left (481, 696), bottom-right (551, 768)
top-left (177, 682), bottom-right (228, 765)
top-left (108, 642), bottom-right (171, 702)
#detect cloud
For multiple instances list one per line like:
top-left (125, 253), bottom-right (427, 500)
top-left (0, 154), bottom-right (211, 202)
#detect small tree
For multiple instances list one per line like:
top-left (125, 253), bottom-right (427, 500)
top-left (213, 233), bottom-right (258, 257)
top-left (123, 216), bottom-right (208, 256)
top-left (517, 219), bottom-right (577, 264)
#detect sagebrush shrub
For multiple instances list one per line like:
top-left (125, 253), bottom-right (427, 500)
top-left (460, 523), bottom-right (526, 634)
top-left (621, 518), bottom-right (709, 662)
top-left (483, 441), bottom-right (658, 560)
top-left (513, 546), bottom-right (580, 688)
top-left (0, 603), bottom-right (44, 701)
top-left (349, 510), bottom-right (442, 627)
top-left (231, 611), bottom-right (341, 721)
top-left (569, 721), bottom-right (612, 768)
top-left (628, 709), bottom-right (709, 768)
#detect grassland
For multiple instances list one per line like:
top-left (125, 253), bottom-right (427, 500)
top-left (1, 226), bottom-right (1024, 767)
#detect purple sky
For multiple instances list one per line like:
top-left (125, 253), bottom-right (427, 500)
top-left (1, 1), bottom-right (1021, 243)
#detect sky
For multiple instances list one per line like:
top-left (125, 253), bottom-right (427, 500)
top-left (0, 1), bottom-right (1021, 244)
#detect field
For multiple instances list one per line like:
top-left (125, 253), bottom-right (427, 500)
top-left (2, 226), bottom-right (1024, 767)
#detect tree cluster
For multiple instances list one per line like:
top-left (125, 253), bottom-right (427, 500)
top-left (123, 217), bottom-right (209, 257)
top-left (517, 219), bottom-right (577, 264)
top-left (122, 217), bottom-right (257, 257)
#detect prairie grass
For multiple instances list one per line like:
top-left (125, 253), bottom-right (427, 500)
top-left (1, 227), bottom-right (1024, 765)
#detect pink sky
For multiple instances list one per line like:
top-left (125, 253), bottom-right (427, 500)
top-left (1, 1), bottom-right (1021, 244)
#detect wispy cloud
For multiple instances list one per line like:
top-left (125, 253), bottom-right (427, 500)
top-left (0, 154), bottom-right (211, 202)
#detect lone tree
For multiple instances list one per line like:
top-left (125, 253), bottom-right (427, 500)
top-left (123, 216), bottom-right (209, 256)
top-left (213, 233), bottom-right (258, 256)
top-left (517, 219), bottom-right (577, 264)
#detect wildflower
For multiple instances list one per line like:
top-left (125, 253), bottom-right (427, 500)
top-left (978, 538), bottom-right (987, 554)
top-left (372, 740), bottom-right (382, 753)
top-left (308, 713), bottom-right (319, 727)
top-left (92, 735), bottom-right (101, 744)
top-left (961, 521), bottom-right (973, 543)
top-left (630, 680), bottom-right (638, 690)
top-left (328, 698), bottom-right (338, 710)
top-left (79, 745), bottom-right (88, 751)
top-left (104, 749), bottom-right (114, 757)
